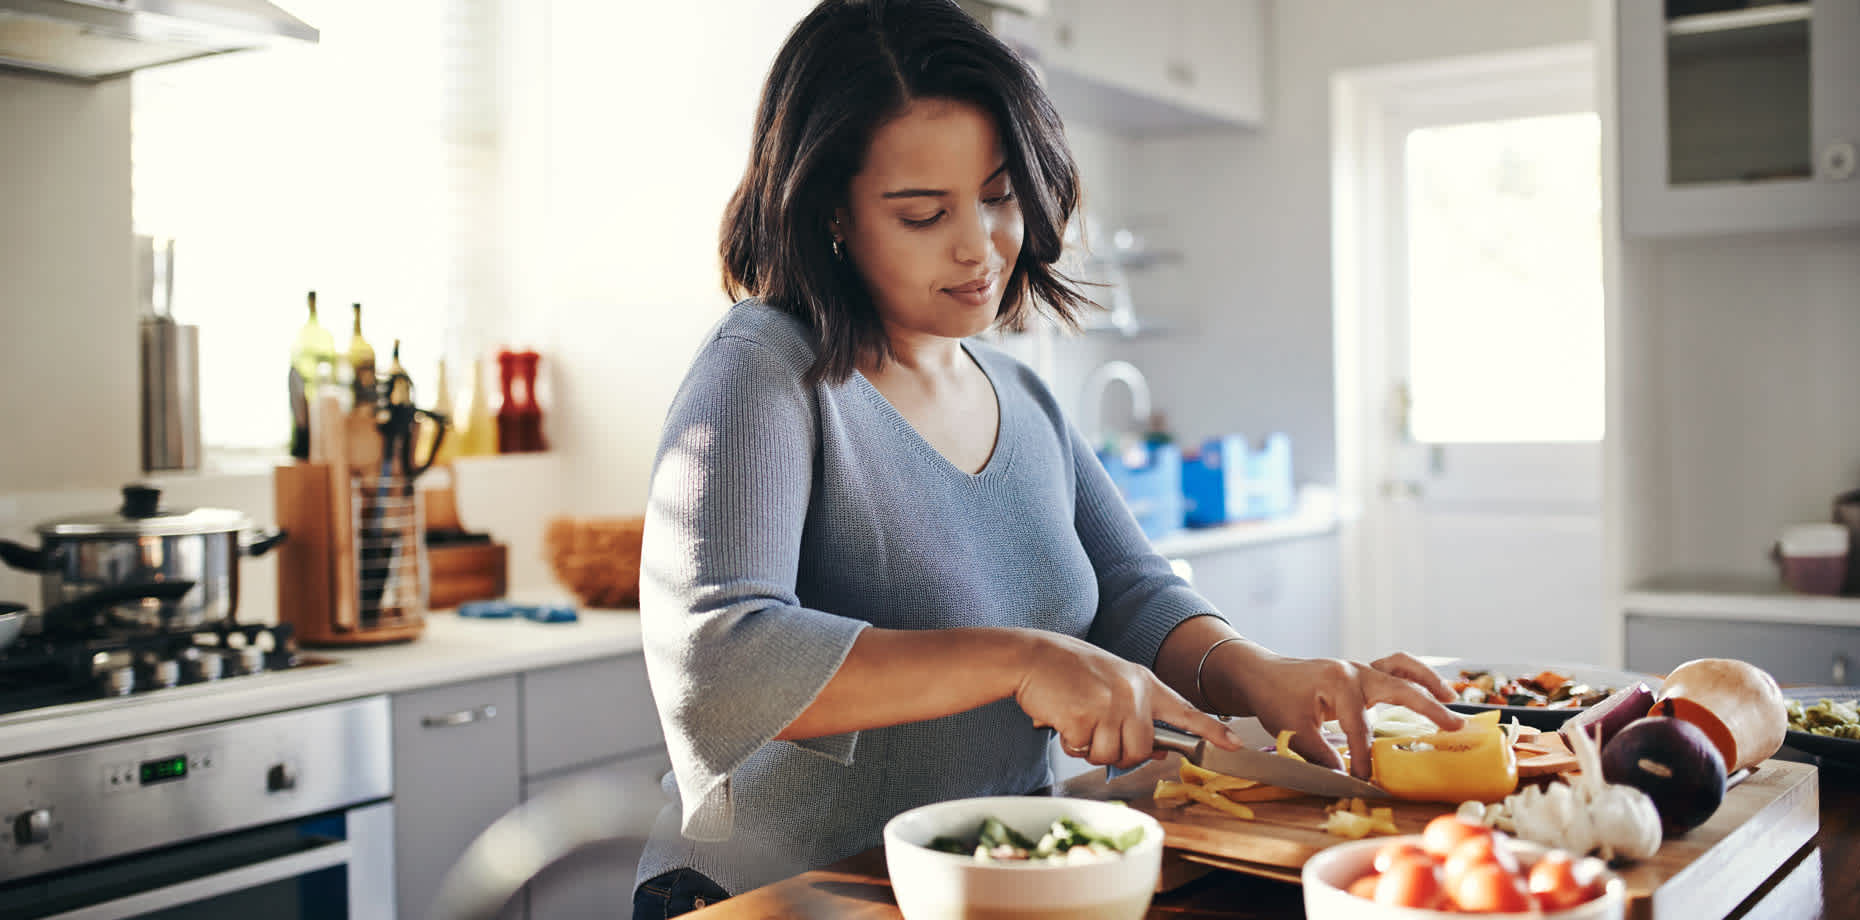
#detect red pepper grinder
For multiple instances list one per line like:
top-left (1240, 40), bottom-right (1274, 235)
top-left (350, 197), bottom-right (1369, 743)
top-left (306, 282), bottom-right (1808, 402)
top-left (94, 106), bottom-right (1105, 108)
top-left (495, 348), bottom-right (521, 453)
top-left (514, 349), bottom-right (547, 452)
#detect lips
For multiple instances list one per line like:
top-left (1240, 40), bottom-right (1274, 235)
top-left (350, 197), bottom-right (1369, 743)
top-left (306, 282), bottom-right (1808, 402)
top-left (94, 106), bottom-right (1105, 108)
top-left (941, 275), bottom-right (998, 307)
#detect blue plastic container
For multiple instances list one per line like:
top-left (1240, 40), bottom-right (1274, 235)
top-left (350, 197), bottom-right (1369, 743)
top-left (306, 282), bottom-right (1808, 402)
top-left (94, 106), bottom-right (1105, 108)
top-left (1098, 442), bottom-right (1185, 540)
top-left (1181, 434), bottom-right (1294, 526)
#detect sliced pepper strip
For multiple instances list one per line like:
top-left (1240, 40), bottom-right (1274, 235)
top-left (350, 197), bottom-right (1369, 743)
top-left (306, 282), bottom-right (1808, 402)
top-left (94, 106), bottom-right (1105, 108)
top-left (1370, 709), bottom-right (1517, 804)
top-left (1178, 758), bottom-right (1261, 793)
top-left (1152, 780), bottom-right (1258, 820)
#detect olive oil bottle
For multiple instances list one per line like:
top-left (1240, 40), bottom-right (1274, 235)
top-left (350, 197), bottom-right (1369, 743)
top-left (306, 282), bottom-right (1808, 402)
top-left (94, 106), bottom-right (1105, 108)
top-left (287, 291), bottom-right (337, 459)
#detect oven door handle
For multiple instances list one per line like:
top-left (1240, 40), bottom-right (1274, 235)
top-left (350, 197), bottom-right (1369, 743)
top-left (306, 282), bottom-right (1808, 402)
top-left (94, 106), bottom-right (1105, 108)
top-left (40, 837), bottom-right (353, 920)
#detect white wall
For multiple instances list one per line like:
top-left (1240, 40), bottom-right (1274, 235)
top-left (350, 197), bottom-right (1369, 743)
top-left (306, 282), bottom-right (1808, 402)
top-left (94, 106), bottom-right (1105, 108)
top-left (1634, 229), bottom-right (1860, 582)
top-left (0, 60), bottom-right (566, 616)
top-left (1118, 0), bottom-right (1595, 485)
top-left (0, 73), bottom-right (137, 494)
top-left (507, 0), bottom-right (1142, 515)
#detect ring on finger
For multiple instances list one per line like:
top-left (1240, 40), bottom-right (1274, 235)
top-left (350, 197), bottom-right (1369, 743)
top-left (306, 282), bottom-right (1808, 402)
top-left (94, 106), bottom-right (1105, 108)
top-left (1063, 743), bottom-right (1090, 756)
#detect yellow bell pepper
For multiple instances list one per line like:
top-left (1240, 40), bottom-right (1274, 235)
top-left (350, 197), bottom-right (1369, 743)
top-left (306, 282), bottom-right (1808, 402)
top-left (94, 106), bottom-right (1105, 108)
top-left (1370, 709), bottom-right (1518, 803)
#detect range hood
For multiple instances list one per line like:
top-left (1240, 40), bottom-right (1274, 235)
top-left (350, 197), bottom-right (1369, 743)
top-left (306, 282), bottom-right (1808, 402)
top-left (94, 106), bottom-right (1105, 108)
top-left (0, 0), bottom-right (317, 82)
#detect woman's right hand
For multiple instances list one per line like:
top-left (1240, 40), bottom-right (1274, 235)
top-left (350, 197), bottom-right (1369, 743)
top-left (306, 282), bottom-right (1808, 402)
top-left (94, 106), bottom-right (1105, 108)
top-left (1013, 630), bottom-right (1244, 770)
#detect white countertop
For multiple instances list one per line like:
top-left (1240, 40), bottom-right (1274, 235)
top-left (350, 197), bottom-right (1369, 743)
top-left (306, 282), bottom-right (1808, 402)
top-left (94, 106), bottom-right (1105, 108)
top-left (1149, 487), bottom-right (1338, 559)
top-left (1626, 575), bottom-right (1860, 628)
top-left (0, 610), bottom-right (645, 761)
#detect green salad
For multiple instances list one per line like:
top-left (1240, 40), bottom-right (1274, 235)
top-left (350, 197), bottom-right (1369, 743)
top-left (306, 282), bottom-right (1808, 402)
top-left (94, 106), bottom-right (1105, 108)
top-left (1787, 698), bottom-right (1860, 739)
top-left (927, 816), bottom-right (1144, 864)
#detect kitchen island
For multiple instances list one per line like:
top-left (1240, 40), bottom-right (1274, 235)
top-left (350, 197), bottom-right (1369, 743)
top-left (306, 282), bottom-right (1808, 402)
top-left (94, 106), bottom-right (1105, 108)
top-left (693, 757), bottom-right (1857, 919)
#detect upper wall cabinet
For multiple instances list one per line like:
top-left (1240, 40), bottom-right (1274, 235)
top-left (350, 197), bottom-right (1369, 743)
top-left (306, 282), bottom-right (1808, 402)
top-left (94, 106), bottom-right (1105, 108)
top-left (993, 0), bottom-right (1265, 134)
top-left (1618, 0), bottom-right (1860, 236)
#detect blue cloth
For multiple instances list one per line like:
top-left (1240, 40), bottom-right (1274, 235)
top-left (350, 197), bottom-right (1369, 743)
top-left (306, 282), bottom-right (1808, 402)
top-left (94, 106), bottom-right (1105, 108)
top-left (636, 300), bottom-right (1218, 896)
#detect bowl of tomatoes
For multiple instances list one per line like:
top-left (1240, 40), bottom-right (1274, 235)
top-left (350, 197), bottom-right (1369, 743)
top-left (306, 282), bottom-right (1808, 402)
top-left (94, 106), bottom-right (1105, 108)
top-left (1303, 815), bottom-right (1624, 919)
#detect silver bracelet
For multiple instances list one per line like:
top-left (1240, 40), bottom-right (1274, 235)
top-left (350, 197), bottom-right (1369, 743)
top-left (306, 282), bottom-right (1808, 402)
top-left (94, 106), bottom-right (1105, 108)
top-left (1195, 636), bottom-right (1247, 713)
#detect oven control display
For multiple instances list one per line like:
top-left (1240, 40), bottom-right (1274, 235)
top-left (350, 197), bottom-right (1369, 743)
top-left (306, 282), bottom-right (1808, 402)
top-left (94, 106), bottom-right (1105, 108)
top-left (139, 755), bottom-right (188, 785)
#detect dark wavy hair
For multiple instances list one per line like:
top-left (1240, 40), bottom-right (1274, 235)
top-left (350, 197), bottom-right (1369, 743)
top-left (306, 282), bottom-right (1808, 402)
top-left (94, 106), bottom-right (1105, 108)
top-left (721, 0), bottom-right (1094, 385)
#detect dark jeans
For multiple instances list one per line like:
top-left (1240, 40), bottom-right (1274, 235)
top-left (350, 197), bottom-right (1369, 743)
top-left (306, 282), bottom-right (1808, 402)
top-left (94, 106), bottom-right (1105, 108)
top-left (633, 868), bottom-right (730, 919)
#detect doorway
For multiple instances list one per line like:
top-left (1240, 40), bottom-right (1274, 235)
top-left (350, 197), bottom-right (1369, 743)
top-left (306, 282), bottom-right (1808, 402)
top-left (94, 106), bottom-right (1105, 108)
top-left (1333, 45), bottom-right (1607, 666)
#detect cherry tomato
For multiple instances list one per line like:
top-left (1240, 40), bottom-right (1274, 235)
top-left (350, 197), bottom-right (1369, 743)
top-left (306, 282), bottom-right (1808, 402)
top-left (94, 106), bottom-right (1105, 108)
top-left (1451, 862), bottom-right (1535, 913)
top-left (1529, 852), bottom-right (1590, 911)
top-left (1422, 814), bottom-right (1490, 859)
top-left (1373, 840), bottom-right (1433, 873)
top-left (1443, 832), bottom-right (1521, 891)
top-left (1347, 872), bottom-right (1381, 900)
top-left (1375, 855), bottom-right (1446, 910)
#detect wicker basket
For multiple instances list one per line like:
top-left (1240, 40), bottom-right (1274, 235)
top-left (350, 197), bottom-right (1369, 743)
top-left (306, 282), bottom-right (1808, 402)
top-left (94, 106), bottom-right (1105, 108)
top-left (544, 516), bottom-right (645, 609)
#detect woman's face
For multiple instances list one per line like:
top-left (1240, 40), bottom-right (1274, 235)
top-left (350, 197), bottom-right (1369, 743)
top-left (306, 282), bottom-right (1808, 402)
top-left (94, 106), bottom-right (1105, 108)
top-left (837, 97), bottom-right (1024, 345)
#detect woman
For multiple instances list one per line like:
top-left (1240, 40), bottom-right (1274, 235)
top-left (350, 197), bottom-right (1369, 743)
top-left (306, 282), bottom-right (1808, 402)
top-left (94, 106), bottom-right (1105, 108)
top-left (634, 1), bottom-right (1463, 915)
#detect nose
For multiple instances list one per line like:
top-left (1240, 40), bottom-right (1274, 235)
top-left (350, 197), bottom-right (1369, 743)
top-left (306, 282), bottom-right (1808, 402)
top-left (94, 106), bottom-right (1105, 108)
top-left (952, 201), bottom-right (991, 266)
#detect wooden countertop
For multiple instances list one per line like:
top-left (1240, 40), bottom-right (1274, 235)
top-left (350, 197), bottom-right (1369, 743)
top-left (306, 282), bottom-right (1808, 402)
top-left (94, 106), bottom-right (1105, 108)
top-left (694, 757), bottom-right (1858, 919)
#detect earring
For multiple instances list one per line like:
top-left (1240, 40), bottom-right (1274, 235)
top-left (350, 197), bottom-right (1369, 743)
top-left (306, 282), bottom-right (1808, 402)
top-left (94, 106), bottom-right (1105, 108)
top-left (831, 237), bottom-right (844, 261)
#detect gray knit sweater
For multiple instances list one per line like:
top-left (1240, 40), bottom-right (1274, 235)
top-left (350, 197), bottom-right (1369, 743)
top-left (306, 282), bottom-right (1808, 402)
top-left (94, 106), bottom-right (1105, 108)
top-left (635, 300), bottom-right (1217, 895)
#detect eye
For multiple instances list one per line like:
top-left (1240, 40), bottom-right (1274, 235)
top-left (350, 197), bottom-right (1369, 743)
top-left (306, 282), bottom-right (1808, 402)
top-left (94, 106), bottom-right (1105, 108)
top-left (983, 190), bottom-right (1016, 206)
top-left (902, 212), bottom-right (945, 228)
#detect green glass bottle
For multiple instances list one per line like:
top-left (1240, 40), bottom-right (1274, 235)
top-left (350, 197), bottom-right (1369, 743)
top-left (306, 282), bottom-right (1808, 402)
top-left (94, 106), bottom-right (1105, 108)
top-left (288, 291), bottom-right (338, 459)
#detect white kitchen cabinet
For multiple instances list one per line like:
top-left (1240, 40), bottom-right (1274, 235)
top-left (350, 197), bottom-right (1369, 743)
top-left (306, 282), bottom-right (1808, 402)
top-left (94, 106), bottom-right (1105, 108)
top-left (998, 0), bottom-right (1264, 134)
top-left (522, 749), bottom-right (673, 920)
top-left (1618, 0), bottom-right (1860, 236)
top-left (1172, 0), bottom-right (1265, 127)
top-left (1189, 535), bottom-right (1341, 660)
top-left (393, 675), bottom-right (524, 920)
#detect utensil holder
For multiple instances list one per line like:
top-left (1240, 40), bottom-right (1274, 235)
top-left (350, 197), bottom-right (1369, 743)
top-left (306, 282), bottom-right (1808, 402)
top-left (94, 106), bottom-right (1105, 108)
top-left (275, 462), bottom-right (427, 645)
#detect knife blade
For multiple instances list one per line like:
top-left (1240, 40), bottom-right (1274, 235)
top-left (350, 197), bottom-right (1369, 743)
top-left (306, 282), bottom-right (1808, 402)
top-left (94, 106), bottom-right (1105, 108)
top-left (1150, 725), bottom-right (1389, 799)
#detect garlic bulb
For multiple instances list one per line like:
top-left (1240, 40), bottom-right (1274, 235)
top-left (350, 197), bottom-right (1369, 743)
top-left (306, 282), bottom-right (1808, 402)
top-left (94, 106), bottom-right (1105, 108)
top-left (1461, 723), bottom-right (1662, 863)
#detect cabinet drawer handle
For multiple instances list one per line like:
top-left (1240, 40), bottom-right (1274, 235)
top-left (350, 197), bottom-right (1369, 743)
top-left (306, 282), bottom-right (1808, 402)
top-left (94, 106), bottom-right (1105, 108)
top-left (423, 704), bottom-right (497, 729)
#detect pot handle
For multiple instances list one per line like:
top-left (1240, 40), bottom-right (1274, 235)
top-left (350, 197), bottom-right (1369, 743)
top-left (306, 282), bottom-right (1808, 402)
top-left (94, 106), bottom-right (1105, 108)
top-left (0, 539), bottom-right (52, 572)
top-left (243, 528), bottom-right (289, 557)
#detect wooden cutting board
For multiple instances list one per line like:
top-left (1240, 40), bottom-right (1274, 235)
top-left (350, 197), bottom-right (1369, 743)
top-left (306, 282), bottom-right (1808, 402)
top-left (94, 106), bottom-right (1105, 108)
top-left (1069, 756), bottom-right (1819, 920)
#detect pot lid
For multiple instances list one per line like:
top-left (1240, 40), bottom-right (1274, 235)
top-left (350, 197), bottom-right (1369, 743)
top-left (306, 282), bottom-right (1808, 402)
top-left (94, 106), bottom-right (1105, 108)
top-left (36, 485), bottom-right (252, 538)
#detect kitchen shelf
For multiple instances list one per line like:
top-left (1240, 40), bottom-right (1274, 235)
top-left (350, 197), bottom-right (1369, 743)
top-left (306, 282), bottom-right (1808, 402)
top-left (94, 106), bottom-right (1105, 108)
top-left (1625, 574), bottom-right (1860, 628)
top-left (1080, 248), bottom-right (1183, 272)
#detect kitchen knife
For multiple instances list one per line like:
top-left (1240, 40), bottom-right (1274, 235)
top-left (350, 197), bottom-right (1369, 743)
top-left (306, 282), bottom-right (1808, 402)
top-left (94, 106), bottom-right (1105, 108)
top-left (1149, 725), bottom-right (1389, 799)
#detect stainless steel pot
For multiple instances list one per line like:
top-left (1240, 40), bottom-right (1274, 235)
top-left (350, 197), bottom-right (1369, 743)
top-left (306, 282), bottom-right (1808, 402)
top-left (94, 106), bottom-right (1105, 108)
top-left (0, 485), bottom-right (285, 635)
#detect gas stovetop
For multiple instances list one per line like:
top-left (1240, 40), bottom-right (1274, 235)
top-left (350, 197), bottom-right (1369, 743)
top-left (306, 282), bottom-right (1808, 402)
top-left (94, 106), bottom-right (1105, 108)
top-left (0, 622), bottom-right (338, 718)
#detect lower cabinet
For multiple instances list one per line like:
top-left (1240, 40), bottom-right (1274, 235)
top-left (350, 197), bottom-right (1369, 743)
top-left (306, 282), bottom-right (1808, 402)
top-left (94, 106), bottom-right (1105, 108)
top-left (1626, 614), bottom-right (1860, 685)
top-left (393, 656), bottom-right (669, 920)
top-left (1185, 535), bottom-right (1342, 659)
top-left (523, 749), bottom-right (673, 919)
top-left (392, 674), bottom-right (524, 920)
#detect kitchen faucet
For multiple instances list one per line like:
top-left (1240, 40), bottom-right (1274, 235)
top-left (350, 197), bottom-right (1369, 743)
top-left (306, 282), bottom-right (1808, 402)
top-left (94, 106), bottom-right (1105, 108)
top-left (1079, 360), bottom-right (1151, 451)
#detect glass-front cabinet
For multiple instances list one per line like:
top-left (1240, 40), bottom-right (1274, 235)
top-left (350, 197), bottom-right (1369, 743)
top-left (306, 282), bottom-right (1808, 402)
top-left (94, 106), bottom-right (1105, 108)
top-left (1618, 0), bottom-right (1860, 236)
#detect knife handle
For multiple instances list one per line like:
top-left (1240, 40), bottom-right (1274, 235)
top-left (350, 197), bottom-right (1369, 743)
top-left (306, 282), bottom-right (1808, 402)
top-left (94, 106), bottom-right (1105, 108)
top-left (1103, 724), bottom-right (1200, 781)
top-left (1150, 725), bottom-right (1203, 759)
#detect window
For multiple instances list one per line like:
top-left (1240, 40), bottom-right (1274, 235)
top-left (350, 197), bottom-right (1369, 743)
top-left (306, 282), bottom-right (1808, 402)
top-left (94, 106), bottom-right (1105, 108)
top-left (132, 0), bottom-right (499, 451)
top-left (1404, 111), bottom-right (1604, 443)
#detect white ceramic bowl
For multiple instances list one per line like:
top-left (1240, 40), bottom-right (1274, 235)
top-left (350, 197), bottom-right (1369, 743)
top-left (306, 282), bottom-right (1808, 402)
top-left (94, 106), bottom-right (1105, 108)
top-left (1303, 834), bottom-right (1626, 920)
top-left (883, 796), bottom-right (1164, 920)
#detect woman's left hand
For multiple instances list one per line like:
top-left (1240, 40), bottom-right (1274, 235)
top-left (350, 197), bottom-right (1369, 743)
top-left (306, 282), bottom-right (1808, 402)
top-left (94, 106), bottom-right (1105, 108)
top-left (1207, 649), bottom-right (1465, 780)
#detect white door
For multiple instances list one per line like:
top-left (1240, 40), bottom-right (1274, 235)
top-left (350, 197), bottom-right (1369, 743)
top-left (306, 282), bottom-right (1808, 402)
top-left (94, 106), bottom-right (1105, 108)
top-left (1334, 45), bottom-right (1607, 666)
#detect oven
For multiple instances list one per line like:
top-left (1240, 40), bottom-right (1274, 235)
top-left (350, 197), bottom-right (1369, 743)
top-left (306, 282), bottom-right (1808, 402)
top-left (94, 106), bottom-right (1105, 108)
top-left (0, 696), bottom-right (393, 919)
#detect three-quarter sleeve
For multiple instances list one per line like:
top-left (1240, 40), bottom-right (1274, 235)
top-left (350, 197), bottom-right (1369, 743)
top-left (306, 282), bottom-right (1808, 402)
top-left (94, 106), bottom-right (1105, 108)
top-left (639, 333), bottom-right (870, 842)
top-left (1068, 422), bottom-right (1223, 666)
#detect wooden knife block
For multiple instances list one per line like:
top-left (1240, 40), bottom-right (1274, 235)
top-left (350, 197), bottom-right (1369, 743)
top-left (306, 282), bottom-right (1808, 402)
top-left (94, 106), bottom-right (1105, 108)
top-left (275, 462), bottom-right (426, 644)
